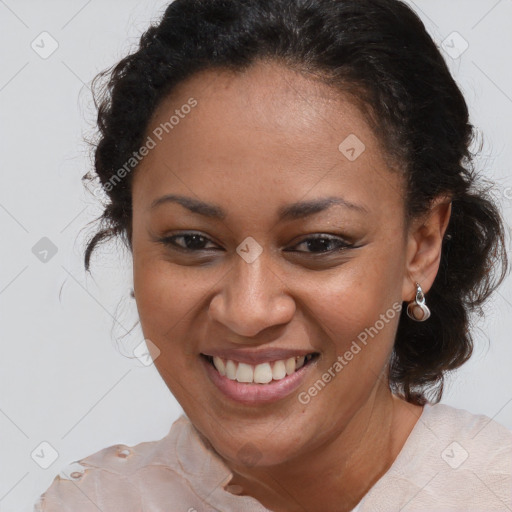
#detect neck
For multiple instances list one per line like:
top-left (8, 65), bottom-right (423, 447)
top-left (224, 387), bottom-right (424, 512)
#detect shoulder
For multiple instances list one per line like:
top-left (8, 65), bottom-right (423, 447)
top-left (421, 402), bottom-right (512, 465)
top-left (360, 403), bottom-right (512, 511)
top-left (33, 415), bottom-right (201, 511)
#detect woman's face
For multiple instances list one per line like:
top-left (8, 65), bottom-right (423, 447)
top-left (131, 60), bottom-right (411, 467)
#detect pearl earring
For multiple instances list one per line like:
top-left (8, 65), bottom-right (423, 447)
top-left (406, 282), bottom-right (431, 322)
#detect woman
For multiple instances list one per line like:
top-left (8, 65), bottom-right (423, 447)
top-left (35, 0), bottom-right (511, 510)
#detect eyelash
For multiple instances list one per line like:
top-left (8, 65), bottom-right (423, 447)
top-left (157, 232), bottom-right (354, 255)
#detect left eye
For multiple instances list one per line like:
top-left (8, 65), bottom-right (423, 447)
top-left (287, 235), bottom-right (352, 254)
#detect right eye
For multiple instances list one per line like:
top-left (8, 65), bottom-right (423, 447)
top-left (158, 232), bottom-right (222, 252)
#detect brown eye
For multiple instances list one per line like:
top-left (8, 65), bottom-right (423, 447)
top-left (159, 233), bottom-right (220, 251)
top-left (287, 235), bottom-right (353, 254)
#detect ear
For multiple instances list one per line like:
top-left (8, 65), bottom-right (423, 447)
top-left (402, 197), bottom-right (452, 302)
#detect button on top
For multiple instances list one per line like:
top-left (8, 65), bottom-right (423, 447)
top-left (59, 462), bottom-right (86, 481)
top-left (117, 448), bottom-right (130, 458)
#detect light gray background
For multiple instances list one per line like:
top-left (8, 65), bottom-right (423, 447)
top-left (0, 1), bottom-right (511, 510)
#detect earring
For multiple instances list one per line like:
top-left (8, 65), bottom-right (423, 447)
top-left (407, 282), bottom-right (431, 322)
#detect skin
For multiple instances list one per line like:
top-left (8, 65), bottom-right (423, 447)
top-left (130, 60), bottom-right (451, 511)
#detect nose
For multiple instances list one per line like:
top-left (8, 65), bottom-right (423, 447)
top-left (208, 252), bottom-right (296, 339)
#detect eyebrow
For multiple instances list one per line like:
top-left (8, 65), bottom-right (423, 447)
top-left (150, 194), bottom-right (368, 220)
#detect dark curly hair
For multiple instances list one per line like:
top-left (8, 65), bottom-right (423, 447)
top-left (82, 0), bottom-right (509, 405)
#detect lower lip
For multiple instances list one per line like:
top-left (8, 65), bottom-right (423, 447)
top-left (201, 356), bottom-right (316, 405)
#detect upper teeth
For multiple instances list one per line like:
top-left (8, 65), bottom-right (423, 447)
top-left (212, 355), bottom-right (313, 384)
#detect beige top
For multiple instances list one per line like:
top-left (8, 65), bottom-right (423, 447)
top-left (34, 403), bottom-right (512, 511)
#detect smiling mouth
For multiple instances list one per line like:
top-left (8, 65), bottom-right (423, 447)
top-left (201, 353), bottom-right (320, 384)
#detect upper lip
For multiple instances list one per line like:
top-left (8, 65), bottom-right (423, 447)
top-left (201, 348), bottom-right (318, 365)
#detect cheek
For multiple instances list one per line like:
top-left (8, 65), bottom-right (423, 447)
top-left (132, 256), bottom-right (207, 356)
top-left (133, 259), bottom-right (214, 410)
top-left (134, 246), bottom-right (209, 313)
top-left (292, 268), bottom-right (404, 433)
top-left (305, 248), bottom-right (404, 344)
top-left (296, 249), bottom-right (405, 412)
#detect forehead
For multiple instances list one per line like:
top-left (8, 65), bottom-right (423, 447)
top-left (132, 60), bottom-right (403, 216)
top-left (149, 60), bottom-right (371, 149)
